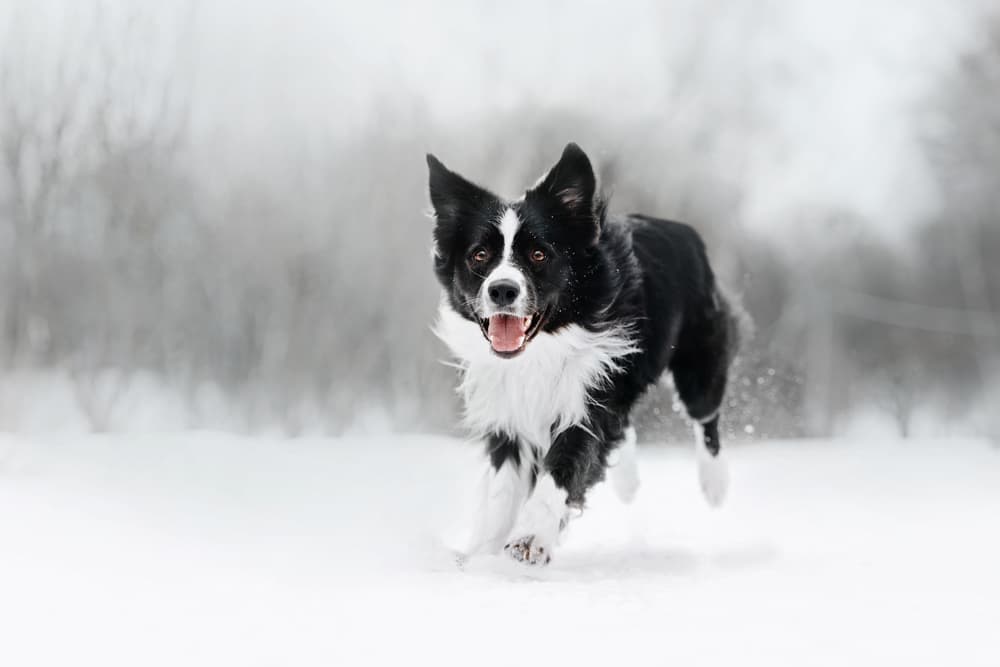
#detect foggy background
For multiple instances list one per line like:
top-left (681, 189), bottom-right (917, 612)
top-left (2, 0), bottom-right (999, 441)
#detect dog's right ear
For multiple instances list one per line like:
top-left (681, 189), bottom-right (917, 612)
top-left (426, 154), bottom-right (491, 222)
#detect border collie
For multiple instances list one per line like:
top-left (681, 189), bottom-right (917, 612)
top-left (427, 143), bottom-right (739, 565)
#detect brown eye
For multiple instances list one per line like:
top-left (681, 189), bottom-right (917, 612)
top-left (470, 248), bottom-right (489, 263)
top-left (530, 249), bottom-right (547, 263)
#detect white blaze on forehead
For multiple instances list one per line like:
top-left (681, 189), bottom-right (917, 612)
top-left (480, 207), bottom-right (527, 313)
top-left (497, 207), bottom-right (521, 262)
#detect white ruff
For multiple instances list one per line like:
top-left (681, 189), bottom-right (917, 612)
top-left (434, 301), bottom-right (638, 449)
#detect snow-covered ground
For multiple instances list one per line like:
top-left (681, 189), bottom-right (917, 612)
top-left (1, 432), bottom-right (998, 666)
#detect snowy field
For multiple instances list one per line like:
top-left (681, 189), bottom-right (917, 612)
top-left (1, 432), bottom-right (998, 667)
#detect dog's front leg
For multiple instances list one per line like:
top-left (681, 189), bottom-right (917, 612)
top-left (504, 425), bottom-right (604, 565)
top-left (464, 433), bottom-right (529, 556)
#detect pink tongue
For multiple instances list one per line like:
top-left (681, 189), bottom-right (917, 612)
top-left (488, 315), bottom-right (529, 352)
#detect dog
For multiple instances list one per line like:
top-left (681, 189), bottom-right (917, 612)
top-left (427, 143), bottom-right (739, 565)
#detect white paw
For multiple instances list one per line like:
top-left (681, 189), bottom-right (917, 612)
top-left (610, 458), bottom-right (640, 504)
top-left (609, 426), bottom-right (640, 504)
top-left (698, 452), bottom-right (729, 508)
top-left (504, 535), bottom-right (552, 565)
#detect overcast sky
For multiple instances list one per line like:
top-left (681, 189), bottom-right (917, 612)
top-left (2, 0), bottom-right (993, 236)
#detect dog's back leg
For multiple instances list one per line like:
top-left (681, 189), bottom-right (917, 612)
top-left (691, 414), bottom-right (729, 507)
top-left (669, 292), bottom-right (738, 507)
top-left (608, 424), bottom-right (639, 503)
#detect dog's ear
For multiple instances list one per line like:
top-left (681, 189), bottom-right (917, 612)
top-left (426, 154), bottom-right (492, 222)
top-left (527, 143), bottom-right (596, 221)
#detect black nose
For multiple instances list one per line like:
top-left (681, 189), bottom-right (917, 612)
top-left (487, 280), bottom-right (520, 307)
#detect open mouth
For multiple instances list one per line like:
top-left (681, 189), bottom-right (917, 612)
top-left (478, 310), bottom-right (547, 357)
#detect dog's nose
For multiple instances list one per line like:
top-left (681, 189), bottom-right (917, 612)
top-left (487, 280), bottom-right (520, 307)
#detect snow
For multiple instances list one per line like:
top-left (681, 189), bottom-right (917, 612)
top-left (1, 433), bottom-right (998, 666)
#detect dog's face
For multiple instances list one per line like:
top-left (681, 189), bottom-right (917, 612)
top-left (427, 143), bottom-right (600, 358)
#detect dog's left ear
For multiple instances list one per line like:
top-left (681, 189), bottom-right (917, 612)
top-left (527, 143), bottom-right (597, 222)
top-left (426, 153), bottom-right (493, 223)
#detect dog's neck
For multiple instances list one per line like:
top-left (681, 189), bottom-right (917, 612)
top-left (434, 300), bottom-right (637, 449)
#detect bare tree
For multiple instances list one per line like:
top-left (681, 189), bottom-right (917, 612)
top-left (0, 4), bottom-right (194, 429)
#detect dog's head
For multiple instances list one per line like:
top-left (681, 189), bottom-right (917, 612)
top-left (427, 143), bottom-right (601, 358)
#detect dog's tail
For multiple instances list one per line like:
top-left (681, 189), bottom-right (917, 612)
top-left (718, 284), bottom-right (752, 371)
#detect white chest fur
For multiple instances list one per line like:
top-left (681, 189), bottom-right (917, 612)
top-left (434, 301), bottom-right (637, 450)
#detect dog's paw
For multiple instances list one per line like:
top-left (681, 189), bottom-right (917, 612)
top-left (610, 457), bottom-right (640, 504)
top-left (608, 426), bottom-right (640, 504)
top-left (698, 452), bottom-right (729, 508)
top-left (504, 535), bottom-right (552, 565)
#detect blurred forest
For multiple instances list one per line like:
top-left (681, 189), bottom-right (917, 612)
top-left (1, 2), bottom-right (998, 440)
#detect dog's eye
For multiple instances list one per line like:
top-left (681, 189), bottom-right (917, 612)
top-left (470, 248), bottom-right (490, 263)
top-left (530, 249), bottom-right (547, 263)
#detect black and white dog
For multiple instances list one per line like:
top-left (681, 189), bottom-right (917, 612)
top-left (427, 143), bottom-right (739, 565)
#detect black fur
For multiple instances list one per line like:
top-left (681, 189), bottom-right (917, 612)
top-left (428, 143), bottom-right (738, 512)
